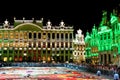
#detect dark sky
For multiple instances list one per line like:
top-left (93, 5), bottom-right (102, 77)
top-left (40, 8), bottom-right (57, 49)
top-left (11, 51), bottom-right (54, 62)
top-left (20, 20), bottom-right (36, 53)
top-left (0, 0), bottom-right (119, 36)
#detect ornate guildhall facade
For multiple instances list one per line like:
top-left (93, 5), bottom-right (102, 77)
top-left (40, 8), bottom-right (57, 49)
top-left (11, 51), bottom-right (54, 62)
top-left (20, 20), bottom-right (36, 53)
top-left (0, 18), bottom-right (74, 62)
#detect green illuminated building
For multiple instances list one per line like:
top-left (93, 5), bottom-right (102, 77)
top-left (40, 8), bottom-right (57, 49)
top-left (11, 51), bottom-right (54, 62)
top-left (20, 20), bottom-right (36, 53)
top-left (85, 9), bottom-right (120, 65)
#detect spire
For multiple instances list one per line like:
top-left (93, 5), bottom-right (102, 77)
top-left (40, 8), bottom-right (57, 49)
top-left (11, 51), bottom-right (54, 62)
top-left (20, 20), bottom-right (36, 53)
top-left (86, 31), bottom-right (89, 36)
top-left (113, 9), bottom-right (117, 16)
top-left (110, 9), bottom-right (118, 24)
top-left (100, 10), bottom-right (108, 26)
top-left (85, 31), bottom-right (91, 42)
top-left (93, 24), bottom-right (96, 28)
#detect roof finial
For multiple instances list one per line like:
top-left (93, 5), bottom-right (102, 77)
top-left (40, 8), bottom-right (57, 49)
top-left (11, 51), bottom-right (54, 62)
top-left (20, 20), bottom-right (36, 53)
top-left (47, 20), bottom-right (51, 26)
top-left (14, 17), bottom-right (16, 21)
top-left (77, 29), bottom-right (82, 34)
top-left (60, 20), bottom-right (65, 27)
top-left (5, 19), bottom-right (8, 24)
top-left (41, 18), bottom-right (43, 21)
top-left (23, 17), bottom-right (25, 20)
top-left (32, 17), bottom-right (34, 20)
top-left (47, 19), bottom-right (52, 29)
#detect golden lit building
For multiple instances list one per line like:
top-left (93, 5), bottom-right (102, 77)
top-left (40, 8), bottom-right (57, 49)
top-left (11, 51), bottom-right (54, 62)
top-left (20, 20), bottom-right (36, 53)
top-left (73, 29), bottom-right (85, 63)
top-left (0, 18), bottom-right (74, 62)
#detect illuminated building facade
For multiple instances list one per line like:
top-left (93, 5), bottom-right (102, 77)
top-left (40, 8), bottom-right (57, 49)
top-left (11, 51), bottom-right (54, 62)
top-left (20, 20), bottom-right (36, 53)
top-left (85, 9), bottom-right (120, 65)
top-left (85, 31), bottom-right (92, 64)
top-left (73, 29), bottom-right (85, 63)
top-left (0, 18), bottom-right (74, 62)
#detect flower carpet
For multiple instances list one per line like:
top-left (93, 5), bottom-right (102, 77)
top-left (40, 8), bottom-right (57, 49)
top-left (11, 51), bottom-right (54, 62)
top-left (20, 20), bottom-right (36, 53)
top-left (0, 67), bottom-right (112, 80)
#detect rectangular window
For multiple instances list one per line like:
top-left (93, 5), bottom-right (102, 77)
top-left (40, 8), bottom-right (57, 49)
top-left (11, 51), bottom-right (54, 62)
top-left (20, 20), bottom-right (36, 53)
top-left (48, 33), bottom-right (50, 39)
top-left (100, 35), bottom-right (102, 40)
top-left (4, 32), bottom-right (8, 39)
top-left (38, 42), bottom-right (41, 47)
top-left (24, 32), bottom-right (27, 39)
top-left (33, 42), bottom-right (36, 47)
top-left (38, 33), bottom-right (41, 39)
top-left (29, 42), bottom-right (32, 47)
top-left (20, 32), bottom-right (23, 39)
top-left (43, 42), bottom-right (46, 48)
top-left (70, 42), bottom-right (72, 48)
top-left (65, 33), bottom-right (68, 39)
top-left (48, 42), bottom-right (50, 48)
top-left (61, 51), bottom-right (64, 54)
top-left (10, 32), bottom-right (14, 39)
top-left (61, 42), bottom-right (64, 48)
top-left (4, 43), bottom-right (8, 47)
top-left (9, 43), bottom-right (13, 47)
top-left (70, 51), bottom-right (72, 54)
top-left (61, 33), bottom-right (63, 39)
top-left (43, 50), bottom-right (46, 54)
top-left (57, 51), bottom-right (59, 54)
top-left (52, 42), bottom-right (55, 48)
top-left (29, 33), bottom-right (32, 39)
top-left (57, 42), bottom-right (59, 48)
top-left (34, 33), bottom-right (36, 39)
top-left (65, 42), bottom-right (68, 47)
top-left (57, 33), bottom-right (59, 39)
top-left (15, 41), bottom-right (18, 47)
top-left (66, 50), bottom-right (68, 54)
top-left (108, 33), bottom-right (110, 39)
top-left (52, 33), bottom-right (55, 39)
top-left (9, 50), bottom-right (13, 54)
top-left (3, 50), bottom-right (7, 54)
top-left (104, 34), bottom-right (106, 40)
top-left (48, 51), bottom-right (50, 54)
top-left (70, 33), bottom-right (72, 39)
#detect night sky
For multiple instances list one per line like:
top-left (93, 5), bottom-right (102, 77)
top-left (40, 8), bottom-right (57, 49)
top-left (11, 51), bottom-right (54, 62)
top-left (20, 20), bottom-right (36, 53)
top-left (0, 0), bottom-right (119, 36)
